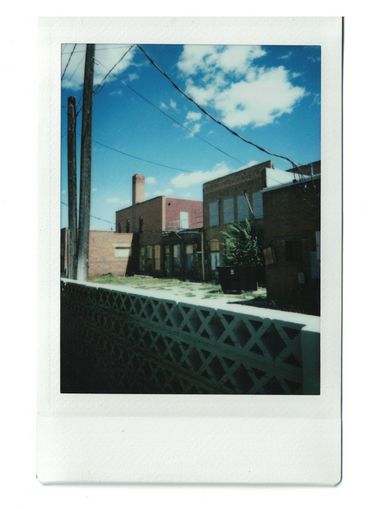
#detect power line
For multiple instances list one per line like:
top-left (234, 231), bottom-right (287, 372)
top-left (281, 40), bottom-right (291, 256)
top-left (122, 81), bottom-right (244, 165)
top-left (62, 44), bottom-right (129, 55)
top-left (94, 45), bottom-right (134, 96)
top-left (61, 43), bottom-right (77, 81)
top-left (75, 45), bottom-right (134, 116)
top-left (91, 136), bottom-right (192, 173)
top-left (137, 44), bottom-right (301, 170)
top-left (61, 200), bottom-right (114, 225)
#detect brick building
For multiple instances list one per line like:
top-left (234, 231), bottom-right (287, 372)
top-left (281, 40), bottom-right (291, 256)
top-left (115, 174), bottom-right (203, 280)
top-left (202, 160), bottom-right (296, 280)
top-left (262, 174), bottom-right (321, 315)
top-left (61, 229), bottom-right (133, 277)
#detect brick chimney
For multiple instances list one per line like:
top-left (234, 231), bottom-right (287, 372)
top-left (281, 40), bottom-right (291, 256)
top-left (132, 174), bottom-right (145, 205)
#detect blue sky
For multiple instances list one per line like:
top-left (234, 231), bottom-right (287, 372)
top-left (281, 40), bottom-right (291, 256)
top-left (61, 43), bottom-right (320, 230)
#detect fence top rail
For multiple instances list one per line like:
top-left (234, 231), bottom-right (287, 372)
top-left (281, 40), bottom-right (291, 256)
top-left (61, 278), bottom-right (320, 333)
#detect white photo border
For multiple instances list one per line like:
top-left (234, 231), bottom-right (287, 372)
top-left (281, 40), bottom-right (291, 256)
top-left (38, 16), bottom-right (342, 484)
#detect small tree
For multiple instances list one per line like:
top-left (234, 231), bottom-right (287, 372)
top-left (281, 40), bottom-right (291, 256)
top-left (222, 220), bottom-right (261, 267)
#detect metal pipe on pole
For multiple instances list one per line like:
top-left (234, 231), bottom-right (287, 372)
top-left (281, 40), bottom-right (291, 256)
top-left (77, 44), bottom-right (95, 281)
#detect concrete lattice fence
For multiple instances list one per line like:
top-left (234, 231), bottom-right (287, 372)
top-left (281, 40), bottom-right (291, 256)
top-left (61, 280), bottom-right (320, 395)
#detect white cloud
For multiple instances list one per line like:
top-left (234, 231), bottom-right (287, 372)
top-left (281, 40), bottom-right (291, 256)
top-left (177, 45), bottom-right (265, 77)
top-left (280, 51), bottom-right (292, 60)
top-left (177, 45), bottom-right (306, 128)
top-left (106, 197), bottom-right (121, 204)
top-left (61, 44), bottom-right (136, 90)
top-left (186, 123), bottom-right (201, 138)
top-left (245, 160), bottom-right (259, 168)
top-left (291, 71), bottom-right (302, 79)
top-left (214, 67), bottom-right (305, 128)
top-left (186, 111), bottom-right (202, 122)
top-left (160, 99), bottom-right (177, 110)
top-left (170, 162), bottom-right (231, 189)
top-left (152, 188), bottom-right (173, 197)
top-left (145, 176), bottom-right (157, 185)
top-left (109, 89), bottom-right (123, 96)
top-left (127, 72), bottom-right (139, 81)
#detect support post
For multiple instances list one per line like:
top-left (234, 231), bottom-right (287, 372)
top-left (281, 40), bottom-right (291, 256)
top-left (67, 96), bottom-right (78, 279)
top-left (77, 44), bottom-right (95, 281)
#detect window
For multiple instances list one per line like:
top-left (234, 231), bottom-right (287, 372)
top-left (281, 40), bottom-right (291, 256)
top-left (185, 244), bottom-right (194, 271)
top-left (115, 247), bottom-right (130, 258)
top-left (154, 245), bottom-right (161, 271)
top-left (223, 197), bottom-right (234, 224)
top-left (237, 194), bottom-right (249, 222)
top-left (164, 245), bottom-right (172, 274)
top-left (139, 247), bottom-right (145, 271)
top-left (173, 244), bottom-right (181, 272)
top-left (252, 191), bottom-right (263, 219)
top-left (179, 211), bottom-right (189, 229)
top-left (210, 252), bottom-right (220, 271)
top-left (139, 216), bottom-right (144, 233)
top-left (125, 219), bottom-right (130, 233)
top-left (145, 245), bottom-right (153, 272)
top-left (209, 201), bottom-right (219, 227)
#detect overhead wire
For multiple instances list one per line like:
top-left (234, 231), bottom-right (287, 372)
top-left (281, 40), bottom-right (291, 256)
top-left (136, 44), bottom-right (302, 171)
top-left (122, 81), bottom-right (244, 165)
top-left (61, 200), bottom-right (115, 225)
top-left (91, 136), bottom-right (193, 173)
top-left (61, 44), bottom-right (77, 81)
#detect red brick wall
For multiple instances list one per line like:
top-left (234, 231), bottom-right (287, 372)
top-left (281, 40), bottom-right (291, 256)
top-left (165, 198), bottom-right (203, 230)
top-left (263, 178), bottom-right (321, 313)
top-left (116, 196), bottom-right (164, 233)
top-left (88, 231), bottom-right (133, 277)
top-left (61, 230), bottom-right (133, 277)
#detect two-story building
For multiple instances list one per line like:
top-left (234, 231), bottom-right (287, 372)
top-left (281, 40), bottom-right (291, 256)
top-left (202, 160), bottom-right (297, 281)
top-left (115, 174), bottom-right (203, 280)
top-left (262, 173), bottom-right (321, 315)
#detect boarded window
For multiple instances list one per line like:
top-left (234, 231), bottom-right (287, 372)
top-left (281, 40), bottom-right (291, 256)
top-left (223, 197), bottom-right (234, 224)
top-left (209, 239), bottom-right (220, 252)
top-left (115, 247), bottom-right (130, 258)
top-left (237, 194), bottom-right (249, 222)
top-left (154, 245), bottom-right (161, 271)
top-left (125, 219), bottom-right (130, 233)
top-left (209, 201), bottom-right (219, 227)
top-left (180, 211), bottom-right (189, 229)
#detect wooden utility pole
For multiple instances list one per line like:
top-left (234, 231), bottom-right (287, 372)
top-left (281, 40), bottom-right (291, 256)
top-left (67, 96), bottom-right (78, 279)
top-left (77, 44), bottom-right (95, 281)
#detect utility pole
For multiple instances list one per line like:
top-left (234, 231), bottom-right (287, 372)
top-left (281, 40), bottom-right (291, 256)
top-left (77, 44), bottom-right (95, 281)
top-left (67, 96), bottom-right (78, 279)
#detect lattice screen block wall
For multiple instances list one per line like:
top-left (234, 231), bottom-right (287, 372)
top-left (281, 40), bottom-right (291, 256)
top-left (61, 280), bottom-right (320, 395)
